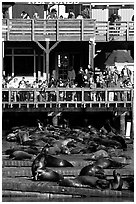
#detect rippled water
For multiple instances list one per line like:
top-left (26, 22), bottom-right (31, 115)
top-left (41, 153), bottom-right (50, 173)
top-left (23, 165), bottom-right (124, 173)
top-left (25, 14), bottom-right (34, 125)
top-left (2, 196), bottom-right (134, 202)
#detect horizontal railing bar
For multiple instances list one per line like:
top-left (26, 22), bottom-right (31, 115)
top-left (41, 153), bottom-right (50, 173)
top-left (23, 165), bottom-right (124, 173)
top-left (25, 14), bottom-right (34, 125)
top-left (2, 19), bottom-right (134, 42)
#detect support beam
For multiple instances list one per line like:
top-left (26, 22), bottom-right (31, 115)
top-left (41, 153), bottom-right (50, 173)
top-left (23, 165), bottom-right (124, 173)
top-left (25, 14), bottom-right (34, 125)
top-left (34, 50), bottom-right (36, 80)
top-left (120, 112), bottom-right (126, 135)
top-left (12, 48), bottom-right (14, 77)
top-left (89, 38), bottom-right (95, 71)
top-left (49, 41), bottom-right (60, 52)
top-left (35, 41), bottom-right (47, 53)
top-left (43, 52), bottom-right (46, 80)
top-left (35, 41), bottom-right (60, 82)
top-left (46, 41), bottom-right (50, 82)
top-left (38, 50), bottom-right (41, 80)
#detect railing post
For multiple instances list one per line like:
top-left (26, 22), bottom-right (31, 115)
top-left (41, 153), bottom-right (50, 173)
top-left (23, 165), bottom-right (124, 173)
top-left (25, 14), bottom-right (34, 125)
top-left (56, 19), bottom-right (59, 41)
top-left (82, 88), bottom-right (84, 107)
top-left (44, 20), bottom-right (46, 37)
top-left (31, 19), bottom-right (35, 41)
top-left (107, 21), bottom-right (109, 41)
top-left (56, 88), bottom-right (59, 107)
top-left (105, 89), bottom-right (107, 106)
top-left (6, 19), bottom-right (10, 41)
top-left (9, 89), bottom-right (11, 105)
top-left (34, 88), bottom-right (37, 105)
top-left (126, 21), bottom-right (129, 41)
top-left (81, 19), bottom-right (84, 41)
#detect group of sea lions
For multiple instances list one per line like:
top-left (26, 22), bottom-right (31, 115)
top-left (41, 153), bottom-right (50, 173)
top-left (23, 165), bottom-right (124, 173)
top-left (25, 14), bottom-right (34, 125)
top-left (5, 118), bottom-right (129, 159)
top-left (4, 119), bottom-right (133, 191)
top-left (31, 145), bottom-right (132, 191)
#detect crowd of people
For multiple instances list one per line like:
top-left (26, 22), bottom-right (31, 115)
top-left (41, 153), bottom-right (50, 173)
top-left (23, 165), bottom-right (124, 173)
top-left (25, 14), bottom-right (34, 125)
top-left (2, 65), bottom-right (133, 90)
top-left (2, 65), bottom-right (133, 103)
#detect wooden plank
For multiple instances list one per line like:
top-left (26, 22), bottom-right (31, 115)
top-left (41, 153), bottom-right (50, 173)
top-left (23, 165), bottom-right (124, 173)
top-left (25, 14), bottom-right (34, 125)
top-left (2, 166), bottom-right (134, 177)
top-left (2, 177), bottom-right (133, 198)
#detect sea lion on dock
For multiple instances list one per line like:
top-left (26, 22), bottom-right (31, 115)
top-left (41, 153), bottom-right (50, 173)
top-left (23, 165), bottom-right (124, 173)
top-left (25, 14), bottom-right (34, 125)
top-left (9, 150), bottom-right (34, 160)
top-left (59, 178), bottom-right (83, 188)
top-left (93, 137), bottom-right (122, 149)
top-left (110, 170), bottom-right (123, 190)
top-left (31, 146), bottom-right (73, 180)
top-left (5, 146), bottom-right (39, 156)
top-left (34, 167), bottom-right (64, 182)
top-left (76, 175), bottom-right (99, 188)
top-left (94, 158), bottom-right (128, 169)
top-left (42, 147), bottom-right (73, 167)
top-left (85, 150), bottom-right (109, 161)
top-left (79, 164), bottom-right (106, 179)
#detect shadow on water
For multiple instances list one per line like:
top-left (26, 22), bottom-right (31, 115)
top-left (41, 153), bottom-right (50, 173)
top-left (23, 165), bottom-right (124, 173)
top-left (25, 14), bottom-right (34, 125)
top-left (2, 111), bottom-right (123, 131)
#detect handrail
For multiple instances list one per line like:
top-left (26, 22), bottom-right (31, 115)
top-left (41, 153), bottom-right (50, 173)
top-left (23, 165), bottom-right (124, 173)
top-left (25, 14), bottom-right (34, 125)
top-left (2, 19), bottom-right (134, 41)
top-left (2, 87), bottom-right (133, 109)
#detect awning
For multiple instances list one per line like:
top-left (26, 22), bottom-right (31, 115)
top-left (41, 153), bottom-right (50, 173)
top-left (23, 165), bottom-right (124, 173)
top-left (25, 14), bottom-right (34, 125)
top-left (104, 50), bottom-right (134, 66)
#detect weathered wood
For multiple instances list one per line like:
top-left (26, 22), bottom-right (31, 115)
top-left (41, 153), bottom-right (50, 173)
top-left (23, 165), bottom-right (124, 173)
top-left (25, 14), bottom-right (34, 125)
top-left (2, 19), bottom-right (134, 42)
top-left (2, 177), bottom-right (133, 198)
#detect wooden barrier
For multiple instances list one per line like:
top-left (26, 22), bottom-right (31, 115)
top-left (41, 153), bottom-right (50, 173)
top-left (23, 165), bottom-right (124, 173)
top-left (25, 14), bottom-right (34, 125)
top-left (2, 87), bottom-right (133, 110)
top-left (2, 19), bottom-right (134, 42)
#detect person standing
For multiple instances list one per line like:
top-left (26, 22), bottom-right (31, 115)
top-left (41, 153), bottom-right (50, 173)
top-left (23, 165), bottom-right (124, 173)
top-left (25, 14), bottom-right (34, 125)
top-left (76, 67), bottom-right (84, 87)
top-left (68, 66), bottom-right (76, 83)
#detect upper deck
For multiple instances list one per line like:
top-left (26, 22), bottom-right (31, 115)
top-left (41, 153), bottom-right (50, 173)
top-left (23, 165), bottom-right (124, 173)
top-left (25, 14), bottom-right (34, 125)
top-left (2, 19), bottom-right (134, 42)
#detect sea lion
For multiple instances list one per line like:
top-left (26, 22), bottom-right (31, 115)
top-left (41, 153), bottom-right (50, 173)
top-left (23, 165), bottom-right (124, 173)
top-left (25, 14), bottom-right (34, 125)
top-left (79, 164), bottom-right (106, 179)
top-left (6, 132), bottom-right (18, 142)
top-left (76, 175), bottom-right (99, 188)
top-left (31, 146), bottom-right (73, 180)
top-left (111, 135), bottom-right (127, 151)
top-left (59, 178), bottom-right (83, 188)
top-left (122, 176), bottom-right (134, 191)
top-left (5, 146), bottom-right (39, 156)
top-left (35, 167), bottom-right (64, 182)
top-left (96, 179), bottom-right (110, 189)
top-left (9, 150), bottom-right (34, 160)
top-left (94, 158), bottom-right (128, 169)
top-left (31, 151), bottom-right (46, 180)
top-left (110, 170), bottom-right (123, 190)
top-left (85, 150), bottom-right (109, 161)
top-left (93, 137), bottom-right (122, 149)
top-left (42, 147), bottom-right (73, 167)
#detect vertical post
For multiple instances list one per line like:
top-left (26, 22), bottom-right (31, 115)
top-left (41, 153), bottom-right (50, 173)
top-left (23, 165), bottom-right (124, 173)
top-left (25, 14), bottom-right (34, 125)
top-left (56, 19), bottom-right (59, 41)
top-left (31, 19), bottom-right (35, 41)
top-left (89, 4), bottom-right (92, 18)
top-left (126, 21), bottom-right (129, 41)
top-left (2, 39), bottom-right (5, 76)
top-left (38, 50), bottom-right (41, 80)
top-left (52, 114), bottom-right (59, 126)
top-left (46, 40), bottom-right (50, 82)
top-left (12, 48), bottom-right (14, 77)
top-left (34, 49), bottom-right (36, 80)
top-left (89, 38), bottom-right (95, 71)
top-left (43, 52), bottom-right (46, 80)
top-left (81, 19), bottom-right (84, 41)
top-left (7, 19), bottom-right (10, 41)
top-left (131, 89), bottom-right (134, 139)
top-left (120, 112), bottom-right (126, 135)
top-left (107, 21), bottom-right (109, 41)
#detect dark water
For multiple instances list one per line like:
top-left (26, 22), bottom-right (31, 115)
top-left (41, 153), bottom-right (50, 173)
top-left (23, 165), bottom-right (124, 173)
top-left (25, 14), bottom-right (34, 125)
top-left (2, 196), bottom-right (134, 202)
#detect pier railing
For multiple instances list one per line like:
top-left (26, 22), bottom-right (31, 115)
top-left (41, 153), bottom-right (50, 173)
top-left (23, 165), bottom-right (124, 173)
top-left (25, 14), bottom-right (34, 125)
top-left (2, 19), bottom-right (134, 41)
top-left (2, 87), bottom-right (133, 109)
